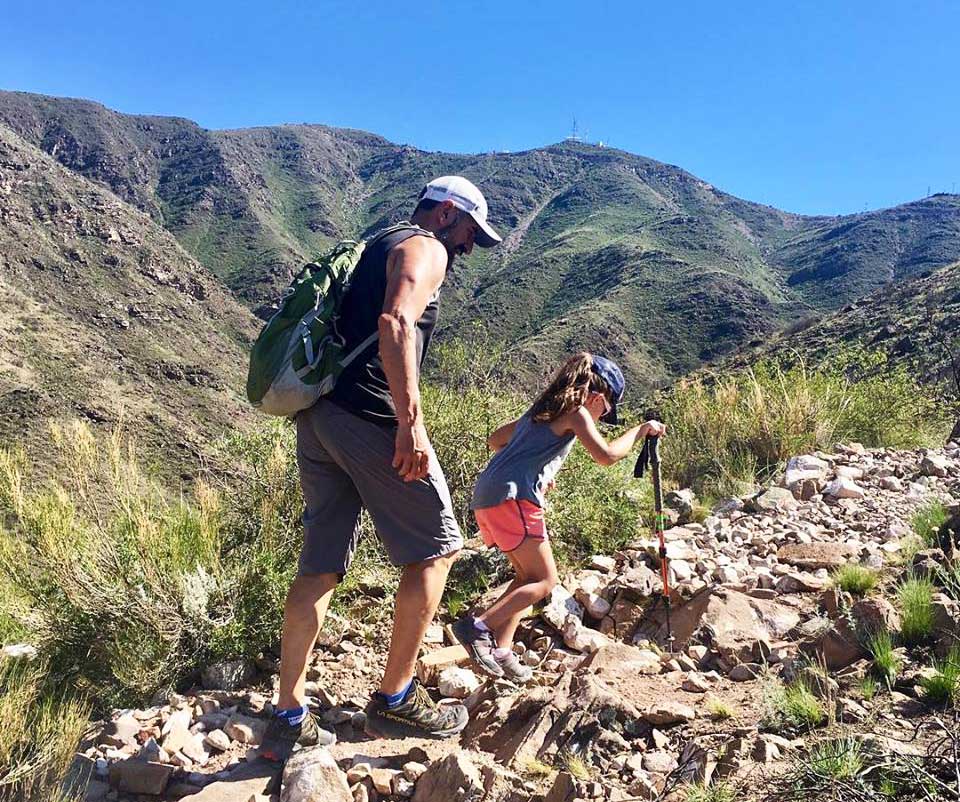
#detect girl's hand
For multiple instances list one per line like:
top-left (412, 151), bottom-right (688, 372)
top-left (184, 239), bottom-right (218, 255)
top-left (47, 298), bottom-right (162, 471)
top-left (644, 420), bottom-right (667, 438)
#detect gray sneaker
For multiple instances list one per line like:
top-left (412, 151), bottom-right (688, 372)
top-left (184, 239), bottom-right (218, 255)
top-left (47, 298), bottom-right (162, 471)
top-left (452, 616), bottom-right (503, 678)
top-left (495, 650), bottom-right (534, 683)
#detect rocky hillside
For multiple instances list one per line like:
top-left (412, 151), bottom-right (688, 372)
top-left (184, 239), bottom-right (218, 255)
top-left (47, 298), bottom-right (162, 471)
top-left (64, 440), bottom-right (960, 801)
top-left (720, 258), bottom-right (960, 394)
top-left (0, 124), bottom-right (258, 482)
top-left (2, 91), bottom-right (959, 388)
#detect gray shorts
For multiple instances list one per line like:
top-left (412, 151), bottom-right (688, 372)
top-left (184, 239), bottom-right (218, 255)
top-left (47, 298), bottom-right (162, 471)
top-left (295, 399), bottom-right (463, 576)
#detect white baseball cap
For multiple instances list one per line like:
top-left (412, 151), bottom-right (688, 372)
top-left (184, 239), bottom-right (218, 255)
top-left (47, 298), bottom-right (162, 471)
top-left (419, 175), bottom-right (502, 248)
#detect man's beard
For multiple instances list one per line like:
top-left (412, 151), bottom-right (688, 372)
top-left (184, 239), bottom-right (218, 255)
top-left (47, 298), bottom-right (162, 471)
top-left (437, 214), bottom-right (467, 265)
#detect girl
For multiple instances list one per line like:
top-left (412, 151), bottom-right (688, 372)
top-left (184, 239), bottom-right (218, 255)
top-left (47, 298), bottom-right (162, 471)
top-left (452, 353), bottom-right (666, 682)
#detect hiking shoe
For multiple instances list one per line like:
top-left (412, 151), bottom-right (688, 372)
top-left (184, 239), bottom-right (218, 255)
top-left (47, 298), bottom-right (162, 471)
top-left (364, 678), bottom-right (468, 739)
top-left (495, 649), bottom-right (534, 683)
top-left (260, 711), bottom-right (336, 763)
top-left (452, 616), bottom-right (503, 678)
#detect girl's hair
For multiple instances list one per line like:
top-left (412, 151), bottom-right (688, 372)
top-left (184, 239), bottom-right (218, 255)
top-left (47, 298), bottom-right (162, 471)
top-left (530, 352), bottom-right (610, 423)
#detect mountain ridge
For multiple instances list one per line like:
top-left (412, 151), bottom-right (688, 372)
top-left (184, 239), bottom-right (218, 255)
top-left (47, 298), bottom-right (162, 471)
top-left (1, 89), bottom-right (958, 392)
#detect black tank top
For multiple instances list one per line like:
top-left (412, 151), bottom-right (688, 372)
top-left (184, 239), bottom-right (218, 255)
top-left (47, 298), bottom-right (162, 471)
top-left (327, 227), bottom-right (441, 424)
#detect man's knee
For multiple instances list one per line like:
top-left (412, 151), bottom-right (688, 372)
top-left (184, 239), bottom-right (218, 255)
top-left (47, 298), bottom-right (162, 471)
top-left (407, 549), bottom-right (460, 575)
top-left (287, 572), bottom-right (339, 605)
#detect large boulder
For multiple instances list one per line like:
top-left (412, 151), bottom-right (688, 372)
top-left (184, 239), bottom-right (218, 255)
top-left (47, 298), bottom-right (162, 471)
top-left (201, 659), bottom-right (254, 691)
top-left (665, 488), bottom-right (697, 523)
top-left (748, 486), bottom-right (798, 514)
top-left (658, 587), bottom-right (798, 664)
top-left (823, 477), bottom-right (865, 500)
top-left (643, 700), bottom-right (696, 726)
top-left (583, 643), bottom-right (662, 676)
top-left (777, 542), bottom-right (859, 571)
top-left (412, 753), bottom-right (485, 802)
top-left (784, 455), bottom-right (829, 498)
top-left (108, 760), bottom-right (174, 796)
top-left (800, 616), bottom-right (866, 670)
top-left (920, 453), bottom-right (951, 478)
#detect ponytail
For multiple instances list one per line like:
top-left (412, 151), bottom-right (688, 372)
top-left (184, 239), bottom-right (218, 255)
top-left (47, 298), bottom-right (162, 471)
top-left (530, 352), bottom-right (610, 423)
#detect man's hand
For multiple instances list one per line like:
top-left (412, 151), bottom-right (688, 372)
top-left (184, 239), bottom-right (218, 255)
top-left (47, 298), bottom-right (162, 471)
top-left (393, 420), bottom-right (432, 482)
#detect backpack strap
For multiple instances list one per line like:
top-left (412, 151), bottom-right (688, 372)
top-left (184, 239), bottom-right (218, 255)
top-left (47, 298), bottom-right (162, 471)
top-left (363, 220), bottom-right (437, 247)
top-left (333, 222), bottom-right (438, 372)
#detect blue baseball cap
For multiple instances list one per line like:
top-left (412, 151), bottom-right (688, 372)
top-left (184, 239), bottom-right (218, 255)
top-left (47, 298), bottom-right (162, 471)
top-left (590, 355), bottom-right (625, 424)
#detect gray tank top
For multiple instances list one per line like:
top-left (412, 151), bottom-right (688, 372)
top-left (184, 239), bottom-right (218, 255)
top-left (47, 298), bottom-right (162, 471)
top-left (471, 412), bottom-right (576, 510)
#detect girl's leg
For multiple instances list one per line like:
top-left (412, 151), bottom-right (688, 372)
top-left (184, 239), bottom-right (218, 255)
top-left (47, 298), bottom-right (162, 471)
top-left (478, 538), bottom-right (558, 649)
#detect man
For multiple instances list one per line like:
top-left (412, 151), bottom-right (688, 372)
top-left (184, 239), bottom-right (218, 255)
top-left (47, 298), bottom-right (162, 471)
top-left (261, 176), bottom-right (502, 760)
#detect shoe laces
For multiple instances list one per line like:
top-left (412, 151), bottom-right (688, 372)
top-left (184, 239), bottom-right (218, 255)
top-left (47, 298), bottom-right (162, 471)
top-left (411, 680), bottom-right (438, 710)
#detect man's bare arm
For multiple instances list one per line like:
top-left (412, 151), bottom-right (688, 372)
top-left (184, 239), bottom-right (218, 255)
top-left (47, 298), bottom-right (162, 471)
top-left (378, 235), bottom-right (448, 481)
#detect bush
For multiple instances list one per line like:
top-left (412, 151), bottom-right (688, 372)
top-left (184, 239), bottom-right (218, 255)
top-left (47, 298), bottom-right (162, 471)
top-left (911, 501), bottom-right (950, 548)
top-left (657, 352), bottom-right (945, 497)
top-left (921, 646), bottom-right (960, 707)
top-left (865, 630), bottom-right (899, 689)
top-left (0, 339), bottom-right (655, 711)
top-left (706, 697), bottom-right (737, 721)
top-left (832, 564), bottom-right (878, 596)
top-left (765, 679), bottom-right (826, 731)
top-left (685, 783), bottom-right (735, 802)
top-left (0, 657), bottom-right (90, 802)
top-left (807, 738), bottom-right (865, 781)
top-left (897, 576), bottom-right (936, 648)
top-left (0, 422), bottom-right (234, 708)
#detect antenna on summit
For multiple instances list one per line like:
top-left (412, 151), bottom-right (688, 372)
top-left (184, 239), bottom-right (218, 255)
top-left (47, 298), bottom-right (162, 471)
top-left (567, 117), bottom-right (582, 143)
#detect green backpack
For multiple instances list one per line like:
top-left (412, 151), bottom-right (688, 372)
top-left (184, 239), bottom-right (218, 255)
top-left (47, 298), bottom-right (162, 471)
top-left (246, 222), bottom-right (430, 416)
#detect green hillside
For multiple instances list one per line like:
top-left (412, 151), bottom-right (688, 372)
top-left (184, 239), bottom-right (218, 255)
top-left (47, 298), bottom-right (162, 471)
top-left (2, 90), bottom-right (958, 390)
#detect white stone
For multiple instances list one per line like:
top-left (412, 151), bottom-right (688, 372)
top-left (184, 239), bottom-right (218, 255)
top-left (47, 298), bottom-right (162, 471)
top-left (0, 643), bottom-right (38, 660)
top-left (541, 586), bottom-right (584, 631)
top-left (881, 476), bottom-right (903, 492)
top-left (823, 477), bottom-right (865, 500)
top-left (403, 762), bottom-right (428, 782)
top-left (203, 729), bottom-right (232, 752)
top-left (562, 619), bottom-right (609, 653)
top-left (437, 666), bottom-right (480, 699)
top-left (589, 555), bottom-right (616, 573)
top-left (669, 560), bottom-right (693, 582)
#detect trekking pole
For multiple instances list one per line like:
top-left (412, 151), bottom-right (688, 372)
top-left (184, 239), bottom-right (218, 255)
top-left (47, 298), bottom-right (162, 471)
top-left (634, 413), bottom-right (673, 651)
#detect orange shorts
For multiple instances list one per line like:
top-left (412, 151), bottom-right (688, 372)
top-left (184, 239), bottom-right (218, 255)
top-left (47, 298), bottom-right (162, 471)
top-left (474, 499), bottom-right (548, 552)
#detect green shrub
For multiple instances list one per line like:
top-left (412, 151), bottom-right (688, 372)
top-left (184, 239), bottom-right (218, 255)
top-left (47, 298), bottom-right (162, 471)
top-left (685, 783), bottom-right (735, 802)
top-left (657, 351), bottom-right (945, 497)
top-left (897, 576), bottom-right (936, 648)
top-left (807, 738), bottom-right (865, 781)
top-left (866, 630), bottom-right (899, 689)
top-left (911, 502), bottom-right (950, 548)
top-left (0, 657), bottom-right (90, 802)
top-left (707, 697), bottom-right (737, 721)
top-left (766, 679), bottom-right (826, 731)
top-left (921, 646), bottom-right (960, 706)
top-left (859, 675), bottom-right (878, 701)
top-left (832, 564), bottom-right (879, 596)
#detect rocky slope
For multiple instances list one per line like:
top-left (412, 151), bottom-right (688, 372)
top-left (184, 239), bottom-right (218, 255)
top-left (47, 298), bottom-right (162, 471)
top-left (3, 91), bottom-right (959, 388)
top-left (0, 124), bottom-right (258, 482)
top-left (63, 440), bottom-right (960, 801)
top-left (719, 258), bottom-right (960, 395)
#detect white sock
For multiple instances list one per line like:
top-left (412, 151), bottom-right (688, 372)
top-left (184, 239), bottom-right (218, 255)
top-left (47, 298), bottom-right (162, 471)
top-left (493, 646), bottom-right (512, 659)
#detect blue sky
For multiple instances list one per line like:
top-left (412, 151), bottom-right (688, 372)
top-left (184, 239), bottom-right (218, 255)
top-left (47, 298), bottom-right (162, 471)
top-left (2, 0), bottom-right (957, 215)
